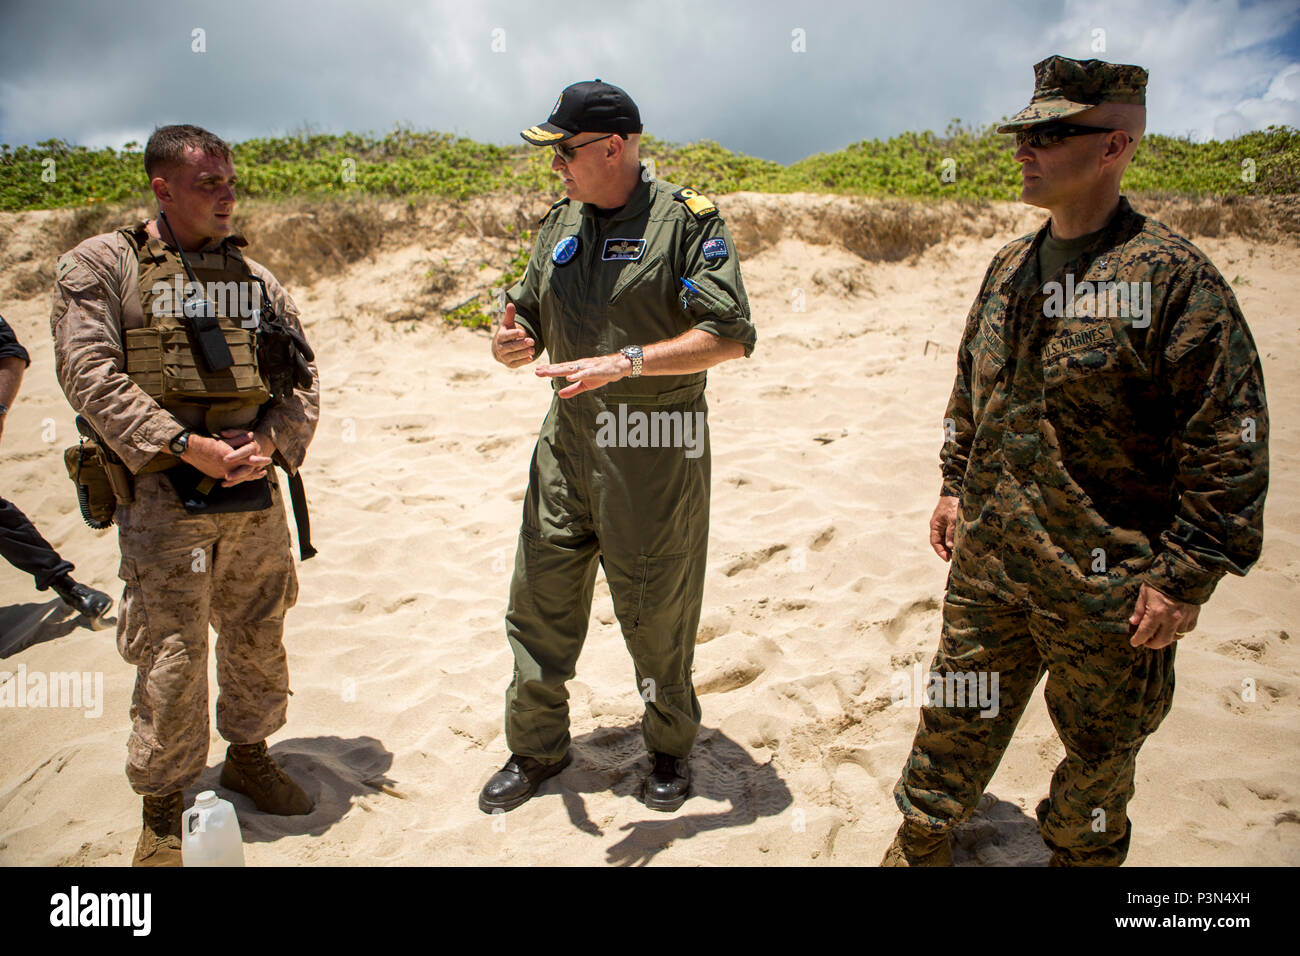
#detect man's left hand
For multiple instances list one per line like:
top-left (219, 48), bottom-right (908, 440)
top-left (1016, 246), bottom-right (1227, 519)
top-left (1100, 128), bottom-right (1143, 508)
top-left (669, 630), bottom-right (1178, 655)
top-left (536, 353), bottom-right (629, 399)
top-left (219, 428), bottom-right (275, 487)
top-left (1129, 582), bottom-right (1200, 649)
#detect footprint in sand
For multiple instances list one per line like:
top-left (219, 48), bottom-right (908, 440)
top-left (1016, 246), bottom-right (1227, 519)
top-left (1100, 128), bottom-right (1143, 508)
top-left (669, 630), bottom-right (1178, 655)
top-left (1212, 636), bottom-right (1270, 662)
top-left (809, 526), bottom-right (835, 551)
top-left (695, 616), bottom-right (731, 645)
top-left (1221, 679), bottom-right (1286, 713)
top-left (859, 596), bottom-right (941, 643)
top-left (722, 544), bottom-right (788, 577)
top-left (824, 744), bottom-right (894, 797)
top-left (695, 634), bottom-right (780, 695)
top-left (695, 661), bottom-right (765, 695)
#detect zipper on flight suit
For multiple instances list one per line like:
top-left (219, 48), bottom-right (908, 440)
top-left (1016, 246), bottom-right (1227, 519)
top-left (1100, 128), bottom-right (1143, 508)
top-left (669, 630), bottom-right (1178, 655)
top-left (575, 210), bottom-right (627, 346)
top-left (567, 209), bottom-right (622, 511)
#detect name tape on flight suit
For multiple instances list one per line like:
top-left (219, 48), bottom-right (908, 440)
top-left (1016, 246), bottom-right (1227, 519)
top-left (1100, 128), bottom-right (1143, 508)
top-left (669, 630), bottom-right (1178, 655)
top-left (602, 238), bottom-right (646, 261)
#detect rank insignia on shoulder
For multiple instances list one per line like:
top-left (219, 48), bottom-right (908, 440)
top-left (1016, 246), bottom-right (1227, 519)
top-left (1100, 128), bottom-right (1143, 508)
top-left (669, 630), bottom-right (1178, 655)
top-left (539, 196), bottom-right (570, 223)
top-left (673, 187), bottom-right (718, 220)
top-left (553, 234), bottom-right (580, 265)
top-left (701, 237), bottom-right (728, 261)
top-left (56, 253), bottom-right (79, 279)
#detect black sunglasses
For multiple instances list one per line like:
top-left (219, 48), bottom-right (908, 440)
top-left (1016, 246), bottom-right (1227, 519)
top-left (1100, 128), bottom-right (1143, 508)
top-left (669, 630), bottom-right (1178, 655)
top-left (553, 134), bottom-right (615, 162)
top-left (1014, 122), bottom-right (1124, 149)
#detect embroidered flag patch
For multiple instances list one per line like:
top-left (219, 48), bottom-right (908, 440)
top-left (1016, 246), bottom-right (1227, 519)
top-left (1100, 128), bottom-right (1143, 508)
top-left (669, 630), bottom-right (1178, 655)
top-left (701, 237), bottom-right (728, 261)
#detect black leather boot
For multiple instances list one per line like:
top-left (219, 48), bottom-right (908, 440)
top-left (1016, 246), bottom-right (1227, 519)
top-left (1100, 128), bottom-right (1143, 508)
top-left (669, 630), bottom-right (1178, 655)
top-left (478, 752), bottom-right (571, 813)
top-left (51, 575), bottom-right (112, 620)
top-left (644, 752), bottom-right (690, 812)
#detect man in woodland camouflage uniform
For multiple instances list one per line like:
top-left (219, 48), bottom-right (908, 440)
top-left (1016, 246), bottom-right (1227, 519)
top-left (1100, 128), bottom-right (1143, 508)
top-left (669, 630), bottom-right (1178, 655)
top-left (884, 57), bottom-right (1268, 866)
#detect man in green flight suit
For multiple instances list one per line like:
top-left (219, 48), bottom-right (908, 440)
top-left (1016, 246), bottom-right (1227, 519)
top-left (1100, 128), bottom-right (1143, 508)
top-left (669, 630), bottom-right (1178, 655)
top-left (480, 80), bottom-right (756, 814)
top-left (883, 56), bottom-right (1269, 866)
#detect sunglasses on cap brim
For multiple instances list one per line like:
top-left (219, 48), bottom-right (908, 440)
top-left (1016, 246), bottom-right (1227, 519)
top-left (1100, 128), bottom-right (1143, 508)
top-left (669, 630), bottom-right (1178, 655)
top-left (1013, 122), bottom-right (1125, 149)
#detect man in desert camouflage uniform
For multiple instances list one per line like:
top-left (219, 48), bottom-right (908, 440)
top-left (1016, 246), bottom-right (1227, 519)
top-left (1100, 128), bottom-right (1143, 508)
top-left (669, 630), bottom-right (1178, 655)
top-left (50, 125), bottom-right (320, 866)
top-left (883, 57), bottom-right (1269, 866)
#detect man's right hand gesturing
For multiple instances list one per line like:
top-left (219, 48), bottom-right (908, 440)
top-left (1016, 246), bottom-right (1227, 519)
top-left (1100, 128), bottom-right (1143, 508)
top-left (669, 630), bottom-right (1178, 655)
top-left (492, 303), bottom-right (536, 368)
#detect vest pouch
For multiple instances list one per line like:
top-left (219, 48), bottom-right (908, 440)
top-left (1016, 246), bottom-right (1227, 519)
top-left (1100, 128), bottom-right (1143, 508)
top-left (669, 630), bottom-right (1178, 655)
top-left (164, 463), bottom-right (272, 515)
top-left (125, 325), bottom-right (271, 405)
top-left (64, 440), bottom-right (122, 529)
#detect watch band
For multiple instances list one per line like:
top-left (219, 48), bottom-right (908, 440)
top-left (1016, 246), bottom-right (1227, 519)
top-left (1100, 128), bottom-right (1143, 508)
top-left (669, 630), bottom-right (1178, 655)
top-left (620, 345), bottom-right (644, 378)
top-left (169, 428), bottom-right (191, 456)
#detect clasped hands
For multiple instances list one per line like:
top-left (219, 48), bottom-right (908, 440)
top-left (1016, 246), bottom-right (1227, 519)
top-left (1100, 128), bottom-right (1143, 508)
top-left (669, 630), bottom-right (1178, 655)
top-left (181, 429), bottom-right (276, 487)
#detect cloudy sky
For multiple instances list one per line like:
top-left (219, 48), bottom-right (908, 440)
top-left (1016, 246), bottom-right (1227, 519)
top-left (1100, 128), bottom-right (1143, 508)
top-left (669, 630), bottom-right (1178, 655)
top-left (2, 0), bottom-right (1297, 164)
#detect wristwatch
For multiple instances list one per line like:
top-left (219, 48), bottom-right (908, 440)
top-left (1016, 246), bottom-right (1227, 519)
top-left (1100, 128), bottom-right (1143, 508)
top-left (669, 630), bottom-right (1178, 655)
top-left (0, 403), bottom-right (8, 417)
top-left (620, 345), bottom-right (644, 378)
top-left (169, 429), bottom-right (191, 456)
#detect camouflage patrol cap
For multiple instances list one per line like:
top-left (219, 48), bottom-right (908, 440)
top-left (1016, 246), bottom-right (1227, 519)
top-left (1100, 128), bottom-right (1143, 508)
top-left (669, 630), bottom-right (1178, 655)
top-left (996, 55), bottom-right (1147, 133)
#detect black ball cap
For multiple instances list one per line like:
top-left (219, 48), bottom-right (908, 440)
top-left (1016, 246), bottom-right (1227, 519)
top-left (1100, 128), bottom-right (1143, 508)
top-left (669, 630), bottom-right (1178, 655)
top-left (520, 79), bottom-right (642, 146)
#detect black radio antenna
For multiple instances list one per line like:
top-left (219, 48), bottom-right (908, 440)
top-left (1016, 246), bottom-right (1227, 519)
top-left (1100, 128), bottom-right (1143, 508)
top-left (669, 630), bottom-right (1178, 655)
top-left (157, 209), bottom-right (204, 291)
top-left (156, 209), bottom-right (235, 373)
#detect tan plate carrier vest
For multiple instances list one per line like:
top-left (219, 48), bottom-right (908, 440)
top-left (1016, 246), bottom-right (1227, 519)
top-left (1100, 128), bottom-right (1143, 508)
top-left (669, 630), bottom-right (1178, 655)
top-left (120, 223), bottom-right (271, 445)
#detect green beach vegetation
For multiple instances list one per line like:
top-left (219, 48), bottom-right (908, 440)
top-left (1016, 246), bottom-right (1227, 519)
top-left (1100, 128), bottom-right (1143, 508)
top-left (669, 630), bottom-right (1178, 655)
top-left (3, 122), bottom-right (1296, 212)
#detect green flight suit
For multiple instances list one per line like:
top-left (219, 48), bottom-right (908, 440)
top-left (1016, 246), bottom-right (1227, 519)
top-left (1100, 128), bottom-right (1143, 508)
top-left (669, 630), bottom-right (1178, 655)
top-left (502, 170), bottom-right (756, 762)
top-left (895, 197), bottom-right (1269, 864)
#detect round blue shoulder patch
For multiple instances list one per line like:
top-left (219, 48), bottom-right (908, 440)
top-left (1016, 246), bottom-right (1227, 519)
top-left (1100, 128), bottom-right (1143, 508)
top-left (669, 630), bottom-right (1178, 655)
top-left (552, 235), bottom-right (579, 265)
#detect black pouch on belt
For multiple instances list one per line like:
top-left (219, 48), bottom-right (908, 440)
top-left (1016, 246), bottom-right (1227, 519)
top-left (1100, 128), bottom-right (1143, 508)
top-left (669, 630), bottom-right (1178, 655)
top-left (164, 463), bottom-right (271, 514)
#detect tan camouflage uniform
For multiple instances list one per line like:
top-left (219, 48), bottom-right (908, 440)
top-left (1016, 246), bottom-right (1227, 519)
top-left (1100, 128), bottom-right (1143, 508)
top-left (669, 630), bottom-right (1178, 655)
top-left (51, 228), bottom-right (319, 796)
top-left (894, 194), bottom-right (1269, 864)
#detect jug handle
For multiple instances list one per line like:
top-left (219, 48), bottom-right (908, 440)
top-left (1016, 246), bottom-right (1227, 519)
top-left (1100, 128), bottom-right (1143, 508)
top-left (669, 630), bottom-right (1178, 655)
top-left (184, 807), bottom-right (204, 834)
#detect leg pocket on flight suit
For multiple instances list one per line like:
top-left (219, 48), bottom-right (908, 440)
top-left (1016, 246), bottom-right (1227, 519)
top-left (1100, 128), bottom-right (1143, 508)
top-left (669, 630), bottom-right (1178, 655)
top-left (515, 525), bottom-right (544, 611)
top-left (654, 682), bottom-right (690, 716)
top-left (616, 550), bottom-right (691, 650)
top-left (508, 522), bottom-right (591, 631)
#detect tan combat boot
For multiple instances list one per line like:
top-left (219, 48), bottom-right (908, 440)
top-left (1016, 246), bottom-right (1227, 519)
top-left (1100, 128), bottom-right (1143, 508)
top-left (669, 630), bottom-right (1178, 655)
top-left (220, 741), bottom-right (314, 815)
top-left (879, 820), bottom-right (954, 867)
top-left (133, 791), bottom-right (183, 867)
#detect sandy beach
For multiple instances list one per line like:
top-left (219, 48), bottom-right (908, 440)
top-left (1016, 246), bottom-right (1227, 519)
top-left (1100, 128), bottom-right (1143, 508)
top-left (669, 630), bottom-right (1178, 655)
top-left (1, 193), bottom-right (1296, 866)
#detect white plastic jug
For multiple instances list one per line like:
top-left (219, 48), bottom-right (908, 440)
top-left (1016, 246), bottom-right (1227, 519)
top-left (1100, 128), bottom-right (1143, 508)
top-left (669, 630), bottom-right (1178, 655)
top-left (182, 790), bottom-right (245, 867)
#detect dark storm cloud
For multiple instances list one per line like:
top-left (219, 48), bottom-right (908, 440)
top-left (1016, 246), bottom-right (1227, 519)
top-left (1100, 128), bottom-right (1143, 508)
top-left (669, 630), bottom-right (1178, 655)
top-left (1, 0), bottom-right (1296, 163)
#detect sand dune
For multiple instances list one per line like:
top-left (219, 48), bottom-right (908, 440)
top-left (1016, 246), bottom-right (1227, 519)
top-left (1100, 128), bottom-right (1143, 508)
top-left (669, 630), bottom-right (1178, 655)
top-left (0, 195), bottom-right (1296, 866)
